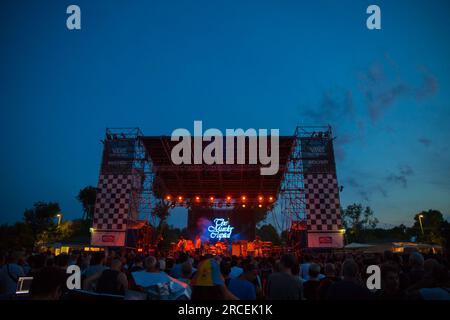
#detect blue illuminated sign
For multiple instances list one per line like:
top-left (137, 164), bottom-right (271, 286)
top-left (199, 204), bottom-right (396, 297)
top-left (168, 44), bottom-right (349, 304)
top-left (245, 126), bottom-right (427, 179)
top-left (208, 218), bottom-right (234, 240)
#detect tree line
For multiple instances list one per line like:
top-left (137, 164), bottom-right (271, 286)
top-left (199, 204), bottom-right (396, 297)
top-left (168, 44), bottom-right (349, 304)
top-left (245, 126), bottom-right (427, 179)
top-left (0, 185), bottom-right (448, 252)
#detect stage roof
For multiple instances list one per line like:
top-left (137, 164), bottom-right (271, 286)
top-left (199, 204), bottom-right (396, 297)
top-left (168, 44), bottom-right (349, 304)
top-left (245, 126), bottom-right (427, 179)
top-left (141, 136), bottom-right (295, 200)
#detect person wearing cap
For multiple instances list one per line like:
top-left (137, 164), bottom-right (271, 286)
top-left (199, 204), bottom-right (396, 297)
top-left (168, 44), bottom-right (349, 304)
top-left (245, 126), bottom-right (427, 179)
top-left (191, 258), bottom-right (238, 300)
top-left (227, 260), bottom-right (257, 300)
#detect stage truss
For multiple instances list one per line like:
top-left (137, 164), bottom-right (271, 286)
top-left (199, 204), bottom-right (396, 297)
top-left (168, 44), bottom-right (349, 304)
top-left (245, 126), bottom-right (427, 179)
top-left (101, 126), bottom-right (337, 243)
top-left (103, 128), bottom-right (156, 226)
top-left (276, 126), bottom-right (334, 234)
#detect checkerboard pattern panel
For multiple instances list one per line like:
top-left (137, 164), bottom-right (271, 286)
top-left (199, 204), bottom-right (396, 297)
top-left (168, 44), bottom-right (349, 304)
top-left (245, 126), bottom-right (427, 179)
top-left (304, 173), bottom-right (342, 232)
top-left (93, 174), bottom-right (132, 231)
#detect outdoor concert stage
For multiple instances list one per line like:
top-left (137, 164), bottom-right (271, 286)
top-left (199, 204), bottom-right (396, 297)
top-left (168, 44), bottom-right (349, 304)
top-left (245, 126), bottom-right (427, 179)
top-left (90, 126), bottom-right (344, 252)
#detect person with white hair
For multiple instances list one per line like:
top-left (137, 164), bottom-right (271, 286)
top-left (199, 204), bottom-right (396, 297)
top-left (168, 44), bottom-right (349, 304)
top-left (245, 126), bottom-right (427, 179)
top-left (326, 259), bottom-right (372, 300)
top-left (406, 252), bottom-right (425, 288)
top-left (303, 263), bottom-right (322, 300)
top-left (144, 256), bottom-right (159, 273)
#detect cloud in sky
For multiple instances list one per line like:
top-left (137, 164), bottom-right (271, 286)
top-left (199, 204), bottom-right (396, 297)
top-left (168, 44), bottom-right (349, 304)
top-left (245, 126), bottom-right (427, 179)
top-left (386, 165), bottom-right (414, 189)
top-left (359, 62), bottom-right (439, 123)
top-left (418, 137), bottom-right (432, 147)
top-left (346, 176), bottom-right (388, 202)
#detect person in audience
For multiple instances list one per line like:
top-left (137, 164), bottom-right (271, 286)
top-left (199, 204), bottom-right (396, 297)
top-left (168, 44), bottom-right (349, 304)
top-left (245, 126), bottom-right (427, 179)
top-left (227, 260), bottom-right (257, 300)
top-left (303, 263), bottom-right (322, 300)
top-left (191, 258), bottom-right (238, 300)
top-left (0, 250), bottom-right (25, 297)
top-left (377, 264), bottom-right (405, 299)
top-left (266, 254), bottom-right (303, 300)
top-left (317, 263), bottom-right (340, 300)
top-left (326, 259), bottom-right (372, 300)
top-left (405, 252), bottom-right (425, 288)
top-left (29, 267), bottom-right (67, 300)
top-left (84, 258), bottom-right (128, 296)
top-left (179, 261), bottom-right (193, 285)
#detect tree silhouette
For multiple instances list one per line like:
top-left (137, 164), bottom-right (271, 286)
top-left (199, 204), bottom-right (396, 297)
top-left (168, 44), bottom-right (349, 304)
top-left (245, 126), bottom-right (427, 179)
top-left (76, 186), bottom-right (97, 220)
top-left (23, 201), bottom-right (61, 244)
top-left (412, 209), bottom-right (447, 245)
top-left (341, 203), bottom-right (378, 242)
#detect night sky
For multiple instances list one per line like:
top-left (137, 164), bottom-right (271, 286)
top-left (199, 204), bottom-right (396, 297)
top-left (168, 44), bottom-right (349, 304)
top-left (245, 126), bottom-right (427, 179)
top-left (1, 0), bottom-right (449, 228)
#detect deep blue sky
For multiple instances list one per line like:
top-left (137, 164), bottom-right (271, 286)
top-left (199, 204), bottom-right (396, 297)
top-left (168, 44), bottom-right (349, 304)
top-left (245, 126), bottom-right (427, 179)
top-left (1, 0), bottom-right (449, 228)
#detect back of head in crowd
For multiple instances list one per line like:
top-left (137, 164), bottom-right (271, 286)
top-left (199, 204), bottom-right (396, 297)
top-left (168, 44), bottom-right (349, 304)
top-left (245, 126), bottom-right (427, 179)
top-left (280, 254), bottom-right (297, 274)
top-left (342, 259), bottom-right (359, 279)
top-left (30, 267), bottom-right (67, 300)
top-left (144, 256), bottom-right (158, 272)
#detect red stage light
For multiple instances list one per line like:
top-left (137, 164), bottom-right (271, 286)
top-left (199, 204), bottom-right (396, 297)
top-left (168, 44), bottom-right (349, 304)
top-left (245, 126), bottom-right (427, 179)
top-left (226, 196), bottom-right (231, 201)
top-left (269, 196), bottom-right (274, 201)
top-left (210, 196), bottom-right (215, 202)
top-left (258, 204), bottom-right (263, 208)
top-left (195, 196), bottom-right (200, 201)
top-left (166, 196), bottom-right (171, 200)
top-left (241, 196), bottom-right (246, 201)
top-left (258, 196), bottom-right (263, 202)
top-left (178, 196), bottom-right (183, 202)
top-left (242, 204), bottom-right (246, 208)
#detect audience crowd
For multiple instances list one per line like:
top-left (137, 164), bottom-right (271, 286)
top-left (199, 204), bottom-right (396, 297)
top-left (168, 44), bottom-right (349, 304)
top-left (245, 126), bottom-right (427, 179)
top-left (1, 248), bottom-right (449, 300)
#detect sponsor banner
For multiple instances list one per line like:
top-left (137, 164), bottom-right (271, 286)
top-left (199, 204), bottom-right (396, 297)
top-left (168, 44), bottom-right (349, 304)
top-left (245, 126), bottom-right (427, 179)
top-left (307, 232), bottom-right (344, 248)
top-left (300, 137), bottom-right (335, 174)
top-left (101, 138), bottom-right (135, 173)
top-left (91, 231), bottom-right (126, 247)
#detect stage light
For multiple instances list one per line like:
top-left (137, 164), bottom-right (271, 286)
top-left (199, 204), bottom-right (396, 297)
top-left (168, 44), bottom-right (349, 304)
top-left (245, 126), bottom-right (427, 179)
top-left (269, 196), bottom-right (274, 202)
top-left (178, 196), bottom-right (183, 202)
top-left (258, 196), bottom-right (263, 202)
top-left (241, 196), bottom-right (246, 201)
top-left (226, 196), bottom-right (231, 201)
top-left (258, 204), bottom-right (263, 208)
top-left (242, 204), bottom-right (246, 208)
top-left (210, 196), bottom-right (215, 202)
top-left (195, 196), bottom-right (200, 202)
top-left (166, 196), bottom-right (171, 200)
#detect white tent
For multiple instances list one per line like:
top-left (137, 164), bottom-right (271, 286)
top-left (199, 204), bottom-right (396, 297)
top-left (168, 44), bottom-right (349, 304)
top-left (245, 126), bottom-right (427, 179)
top-left (344, 242), bottom-right (374, 249)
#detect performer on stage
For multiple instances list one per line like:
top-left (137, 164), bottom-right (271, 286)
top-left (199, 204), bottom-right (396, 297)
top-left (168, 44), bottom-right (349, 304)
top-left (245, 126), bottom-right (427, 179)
top-left (194, 234), bottom-right (202, 255)
top-left (253, 236), bottom-right (263, 257)
top-left (156, 234), bottom-right (164, 254)
top-left (177, 236), bottom-right (187, 253)
top-left (215, 241), bottom-right (225, 255)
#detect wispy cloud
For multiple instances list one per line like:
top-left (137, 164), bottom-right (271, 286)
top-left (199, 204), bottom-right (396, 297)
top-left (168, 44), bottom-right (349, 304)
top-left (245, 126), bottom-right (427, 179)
top-left (386, 165), bottom-right (414, 188)
top-left (418, 137), bottom-right (432, 147)
top-left (359, 62), bottom-right (439, 123)
top-left (346, 177), bottom-right (388, 202)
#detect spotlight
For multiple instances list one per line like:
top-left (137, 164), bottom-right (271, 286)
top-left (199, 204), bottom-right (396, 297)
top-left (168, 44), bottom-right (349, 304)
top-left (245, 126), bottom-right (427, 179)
top-left (195, 196), bottom-right (200, 202)
top-left (226, 196), bottom-right (231, 201)
top-left (178, 196), bottom-right (183, 202)
top-left (258, 196), bottom-right (263, 202)
top-left (166, 195), bottom-right (171, 200)
top-left (258, 204), bottom-right (263, 208)
top-left (242, 204), bottom-right (246, 208)
top-left (268, 196), bottom-right (274, 202)
top-left (210, 196), bottom-right (215, 202)
top-left (241, 196), bottom-right (246, 201)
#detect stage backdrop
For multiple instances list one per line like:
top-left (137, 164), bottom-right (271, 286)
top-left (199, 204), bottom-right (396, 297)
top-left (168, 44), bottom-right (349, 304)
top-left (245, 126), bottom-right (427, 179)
top-left (187, 207), bottom-right (256, 242)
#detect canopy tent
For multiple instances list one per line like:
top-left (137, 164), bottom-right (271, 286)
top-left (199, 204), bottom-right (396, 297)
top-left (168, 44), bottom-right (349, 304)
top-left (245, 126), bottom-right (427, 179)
top-left (344, 242), bottom-right (374, 249)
